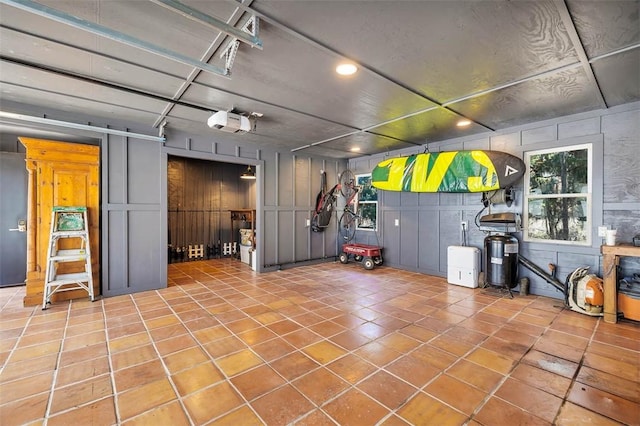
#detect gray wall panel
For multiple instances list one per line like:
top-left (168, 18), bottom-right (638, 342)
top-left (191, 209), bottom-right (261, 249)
top-left (439, 193), bottom-right (462, 206)
top-left (128, 211), bottom-right (162, 290)
top-left (106, 211), bottom-right (126, 292)
top-left (295, 211), bottom-right (310, 261)
top-left (295, 157), bottom-right (310, 208)
top-left (418, 193), bottom-right (439, 206)
top-left (439, 210), bottom-right (463, 273)
top-left (128, 139), bottom-right (160, 205)
top-left (265, 153), bottom-right (278, 206)
top-left (463, 137), bottom-right (490, 150)
top-left (400, 210), bottom-right (419, 268)
top-left (382, 210), bottom-right (400, 265)
top-left (189, 138), bottom-right (214, 153)
top-left (418, 210), bottom-right (439, 272)
top-left (490, 132), bottom-right (520, 150)
top-left (522, 125), bottom-right (557, 145)
top-left (278, 156), bottom-right (294, 207)
top-left (107, 137), bottom-right (125, 204)
top-left (104, 134), bottom-right (164, 297)
top-left (278, 211), bottom-right (294, 263)
top-left (383, 191), bottom-right (401, 207)
top-left (400, 192), bottom-right (418, 207)
top-left (602, 109), bottom-right (640, 203)
top-left (263, 210), bottom-right (277, 266)
top-left (558, 117), bottom-right (600, 139)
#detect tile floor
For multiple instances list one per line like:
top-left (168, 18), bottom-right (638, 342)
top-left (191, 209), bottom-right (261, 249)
top-left (0, 258), bottom-right (638, 425)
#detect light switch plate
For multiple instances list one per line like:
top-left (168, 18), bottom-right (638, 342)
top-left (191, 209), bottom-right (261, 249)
top-left (598, 226), bottom-right (607, 237)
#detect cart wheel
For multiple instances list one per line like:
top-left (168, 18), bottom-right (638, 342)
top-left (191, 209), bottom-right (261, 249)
top-left (339, 252), bottom-right (349, 264)
top-left (363, 258), bottom-right (375, 270)
top-left (354, 255), bottom-right (363, 262)
top-left (374, 257), bottom-right (383, 266)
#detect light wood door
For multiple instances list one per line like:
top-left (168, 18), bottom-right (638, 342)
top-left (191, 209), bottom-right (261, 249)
top-left (19, 138), bottom-right (100, 306)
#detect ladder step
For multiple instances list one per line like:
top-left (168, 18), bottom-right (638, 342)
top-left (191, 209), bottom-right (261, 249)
top-left (51, 230), bottom-right (88, 238)
top-left (50, 249), bottom-right (88, 262)
top-left (47, 272), bottom-right (91, 286)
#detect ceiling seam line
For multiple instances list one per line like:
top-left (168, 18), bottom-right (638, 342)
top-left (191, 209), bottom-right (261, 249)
top-left (589, 43), bottom-right (640, 63)
top-left (0, 0), bottom-right (231, 78)
top-left (0, 81), bottom-right (166, 117)
top-left (554, 0), bottom-right (607, 109)
top-left (296, 107), bottom-right (443, 151)
top-left (1, 80), bottom-right (168, 115)
top-left (0, 24), bottom-right (190, 82)
top-left (441, 62), bottom-right (583, 107)
top-left (0, 56), bottom-right (212, 112)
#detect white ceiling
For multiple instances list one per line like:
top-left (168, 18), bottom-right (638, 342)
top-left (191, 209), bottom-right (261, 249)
top-left (1, 0), bottom-right (638, 158)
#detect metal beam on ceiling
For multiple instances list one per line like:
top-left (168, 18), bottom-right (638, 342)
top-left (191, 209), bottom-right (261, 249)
top-left (149, 0), bottom-right (262, 50)
top-left (0, 0), bottom-right (231, 78)
top-left (151, 0), bottom-right (256, 128)
top-left (554, 0), bottom-right (607, 109)
top-left (0, 111), bottom-right (166, 142)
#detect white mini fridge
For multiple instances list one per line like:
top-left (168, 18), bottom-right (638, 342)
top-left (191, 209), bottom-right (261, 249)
top-left (447, 246), bottom-right (481, 288)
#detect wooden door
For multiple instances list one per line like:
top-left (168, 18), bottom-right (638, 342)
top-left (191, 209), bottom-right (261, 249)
top-left (19, 138), bottom-right (100, 306)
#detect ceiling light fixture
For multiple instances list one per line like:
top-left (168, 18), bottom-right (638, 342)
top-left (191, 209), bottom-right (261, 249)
top-left (456, 119), bottom-right (472, 127)
top-left (350, 147), bottom-right (361, 152)
top-left (336, 63), bottom-right (358, 76)
top-left (240, 165), bottom-right (256, 180)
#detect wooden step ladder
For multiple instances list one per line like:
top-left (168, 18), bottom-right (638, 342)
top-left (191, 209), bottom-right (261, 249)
top-left (42, 206), bottom-right (95, 310)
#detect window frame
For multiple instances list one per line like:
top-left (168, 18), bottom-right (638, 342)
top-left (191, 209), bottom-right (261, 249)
top-left (354, 173), bottom-right (378, 232)
top-left (523, 143), bottom-right (593, 246)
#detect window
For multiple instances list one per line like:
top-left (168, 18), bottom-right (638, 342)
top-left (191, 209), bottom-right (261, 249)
top-left (355, 174), bottom-right (378, 231)
top-left (524, 144), bottom-right (592, 245)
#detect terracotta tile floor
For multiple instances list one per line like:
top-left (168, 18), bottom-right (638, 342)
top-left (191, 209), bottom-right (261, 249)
top-left (1, 258), bottom-right (639, 425)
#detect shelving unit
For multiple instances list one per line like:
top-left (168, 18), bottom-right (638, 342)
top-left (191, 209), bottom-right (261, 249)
top-left (230, 209), bottom-right (255, 249)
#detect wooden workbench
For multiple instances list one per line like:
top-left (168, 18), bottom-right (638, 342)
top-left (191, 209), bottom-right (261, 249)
top-left (601, 244), bottom-right (640, 323)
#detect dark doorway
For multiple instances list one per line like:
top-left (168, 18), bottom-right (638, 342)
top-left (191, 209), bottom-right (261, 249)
top-left (167, 156), bottom-right (256, 267)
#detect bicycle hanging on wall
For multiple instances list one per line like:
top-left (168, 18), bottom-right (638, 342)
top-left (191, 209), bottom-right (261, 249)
top-left (310, 169), bottom-right (360, 242)
top-left (336, 169), bottom-right (360, 242)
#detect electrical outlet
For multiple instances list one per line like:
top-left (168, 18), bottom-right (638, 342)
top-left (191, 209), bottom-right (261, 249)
top-left (598, 226), bottom-right (607, 237)
top-left (461, 221), bottom-right (468, 231)
top-left (394, 219), bottom-right (399, 227)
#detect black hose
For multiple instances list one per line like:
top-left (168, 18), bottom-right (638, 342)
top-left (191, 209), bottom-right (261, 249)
top-left (518, 255), bottom-right (565, 293)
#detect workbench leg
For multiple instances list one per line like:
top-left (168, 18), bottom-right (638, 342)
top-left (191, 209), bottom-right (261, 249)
top-left (602, 254), bottom-right (618, 324)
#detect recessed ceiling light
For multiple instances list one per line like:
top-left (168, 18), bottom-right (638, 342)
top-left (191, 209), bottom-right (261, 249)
top-left (457, 119), bottom-right (472, 127)
top-left (336, 63), bottom-right (358, 76)
top-left (350, 146), bottom-right (361, 152)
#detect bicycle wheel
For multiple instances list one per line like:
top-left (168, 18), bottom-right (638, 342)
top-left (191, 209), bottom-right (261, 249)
top-left (339, 169), bottom-right (356, 199)
top-left (339, 210), bottom-right (357, 242)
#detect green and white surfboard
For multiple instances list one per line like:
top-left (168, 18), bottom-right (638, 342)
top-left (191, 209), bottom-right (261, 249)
top-left (371, 150), bottom-right (525, 193)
